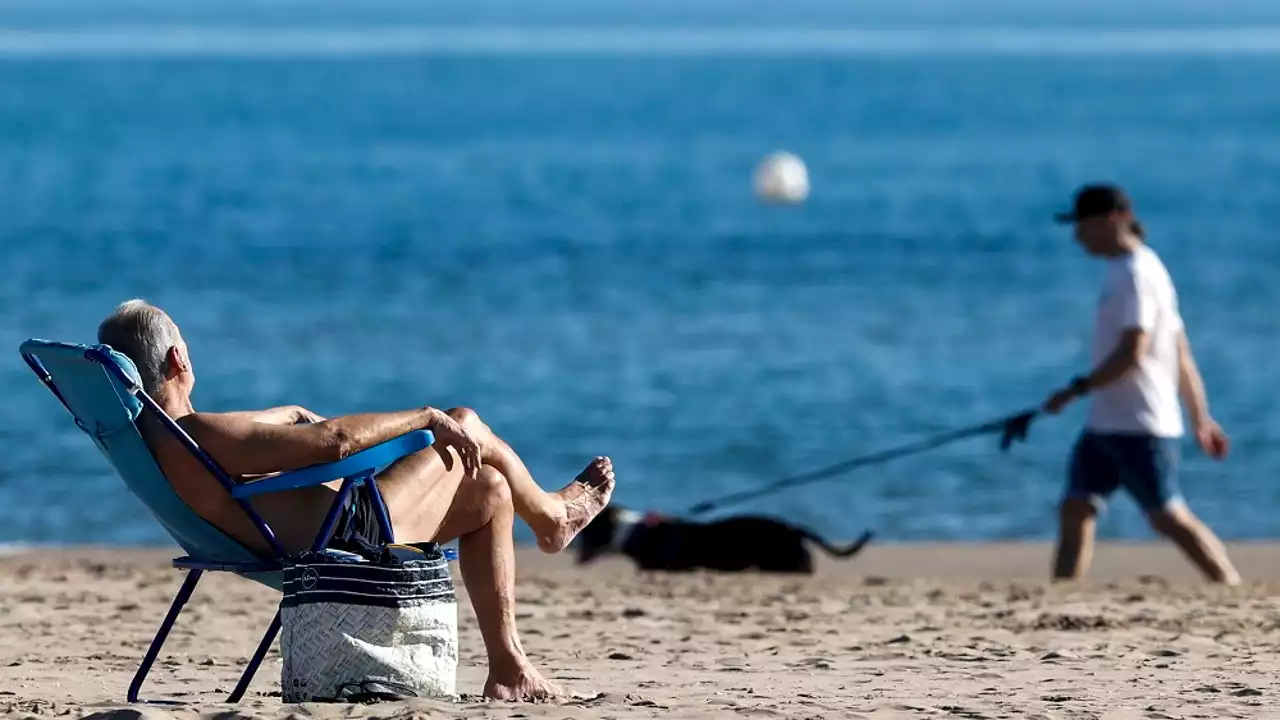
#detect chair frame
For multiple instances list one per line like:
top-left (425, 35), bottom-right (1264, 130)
top-left (20, 341), bottom-right (444, 704)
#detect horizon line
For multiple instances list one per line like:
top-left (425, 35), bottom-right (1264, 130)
top-left (3, 26), bottom-right (1280, 57)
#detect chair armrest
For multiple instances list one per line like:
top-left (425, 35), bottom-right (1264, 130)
top-left (229, 430), bottom-right (434, 499)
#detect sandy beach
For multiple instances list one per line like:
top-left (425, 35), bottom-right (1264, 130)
top-left (2, 543), bottom-right (1278, 720)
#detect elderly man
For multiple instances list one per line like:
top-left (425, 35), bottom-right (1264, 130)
top-left (97, 299), bottom-right (616, 700)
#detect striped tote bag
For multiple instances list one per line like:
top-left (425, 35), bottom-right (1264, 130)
top-left (280, 543), bottom-right (458, 702)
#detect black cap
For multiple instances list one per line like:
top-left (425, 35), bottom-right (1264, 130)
top-left (1054, 184), bottom-right (1131, 224)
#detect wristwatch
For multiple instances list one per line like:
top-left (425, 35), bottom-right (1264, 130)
top-left (1069, 375), bottom-right (1090, 396)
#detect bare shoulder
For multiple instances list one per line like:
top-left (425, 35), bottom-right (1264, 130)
top-left (178, 410), bottom-right (234, 429)
top-left (174, 410), bottom-right (337, 476)
top-left (176, 411), bottom-right (258, 443)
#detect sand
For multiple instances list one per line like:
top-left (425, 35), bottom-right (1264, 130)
top-left (2, 543), bottom-right (1278, 720)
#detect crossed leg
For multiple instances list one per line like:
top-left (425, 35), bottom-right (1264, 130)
top-left (445, 407), bottom-right (615, 552)
top-left (437, 464), bottom-right (562, 700)
top-left (372, 437), bottom-right (614, 700)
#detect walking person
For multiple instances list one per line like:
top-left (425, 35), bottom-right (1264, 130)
top-left (1042, 184), bottom-right (1240, 584)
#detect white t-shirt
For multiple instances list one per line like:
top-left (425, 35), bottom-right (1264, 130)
top-left (1087, 244), bottom-right (1185, 437)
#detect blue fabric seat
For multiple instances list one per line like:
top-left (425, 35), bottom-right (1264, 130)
top-left (19, 339), bottom-right (447, 703)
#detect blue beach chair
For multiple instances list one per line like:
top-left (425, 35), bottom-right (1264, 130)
top-left (19, 339), bottom-right (452, 704)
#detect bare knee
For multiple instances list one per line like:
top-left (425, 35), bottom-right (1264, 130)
top-left (1059, 498), bottom-right (1097, 528)
top-left (1053, 498), bottom-right (1098, 582)
top-left (464, 465), bottom-right (512, 520)
top-left (448, 406), bottom-right (482, 429)
top-left (448, 407), bottom-right (502, 458)
top-left (1148, 506), bottom-right (1195, 538)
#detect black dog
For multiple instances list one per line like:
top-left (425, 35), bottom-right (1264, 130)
top-left (575, 506), bottom-right (873, 574)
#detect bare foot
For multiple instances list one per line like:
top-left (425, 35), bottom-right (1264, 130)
top-left (484, 665), bottom-right (566, 702)
top-left (535, 457), bottom-right (616, 554)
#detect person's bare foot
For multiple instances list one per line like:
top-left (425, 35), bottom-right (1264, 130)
top-left (483, 665), bottom-right (566, 702)
top-left (535, 456), bottom-right (616, 554)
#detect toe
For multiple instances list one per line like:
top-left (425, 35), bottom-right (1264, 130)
top-left (580, 457), bottom-right (613, 486)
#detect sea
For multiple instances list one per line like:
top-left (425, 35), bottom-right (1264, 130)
top-left (1, 0), bottom-right (1278, 548)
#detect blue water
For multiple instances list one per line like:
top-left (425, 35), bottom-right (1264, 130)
top-left (3, 0), bottom-right (1279, 547)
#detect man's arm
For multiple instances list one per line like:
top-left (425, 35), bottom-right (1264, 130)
top-left (1176, 329), bottom-right (1230, 459)
top-left (1077, 328), bottom-right (1148, 393)
top-left (182, 406), bottom-right (478, 478)
top-left (217, 406), bottom-right (312, 426)
top-left (1044, 329), bottom-right (1147, 413)
top-left (1045, 267), bottom-right (1153, 413)
top-left (1176, 331), bottom-right (1211, 426)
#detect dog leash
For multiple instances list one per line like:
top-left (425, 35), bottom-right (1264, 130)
top-left (685, 409), bottom-right (1039, 516)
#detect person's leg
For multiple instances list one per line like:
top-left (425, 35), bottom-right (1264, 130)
top-left (1052, 433), bottom-right (1116, 581)
top-left (447, 407), bottom-right (615, 553)
top-left (373, 448), bottom-right (563, 699)
top-left (369, 444), bottom-right (471, 542)
top-left (434, 466), bottom-right (564, 700)
top-left (1147, 504), bottom-right (1240, 584)
top-left (1119, 436), bottom-right (1241, 585)
top-left (1053, 498), bottom-right (1099, 580)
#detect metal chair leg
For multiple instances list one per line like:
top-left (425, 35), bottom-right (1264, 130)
top-left (128, 569), bottom-right (203, 703)
top-left (363, 475), bottom-right (396, 544)
top-left (227, 609), bottom-right (281, 703)
top-left (311, 477), bottom-right (356, 552)
top-left (224, 476), bottom-right (358, 702)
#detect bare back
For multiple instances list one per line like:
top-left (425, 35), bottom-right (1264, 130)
top-left (140, 414), bottom-right (337, 555)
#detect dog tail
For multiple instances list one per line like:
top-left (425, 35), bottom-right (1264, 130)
top-left (798, 528), bottom-right (873, 558)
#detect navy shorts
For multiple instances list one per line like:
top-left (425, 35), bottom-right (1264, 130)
top-left (328, 484), bottom-right (389, 552)
top-left (1066, 432), bottom-right (1183, 513)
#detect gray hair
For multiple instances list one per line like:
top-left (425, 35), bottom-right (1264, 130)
top-left (97, 299), bottom-right (181, 394)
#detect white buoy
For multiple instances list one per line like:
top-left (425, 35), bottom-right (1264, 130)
top-left (753, 151), bottom-right (810, 204)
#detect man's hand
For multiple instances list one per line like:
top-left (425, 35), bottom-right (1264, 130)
top-left (1044, 377), bottom-right (1088, 415)
top-left (425, 408), bottom-right (482, 478)
top-left (293, 406), bottom-right (327, 424)
top-left (1043, 386), bottom-right (1078, 415)
top-left (1193, 415), bottom-right (1230, 460)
